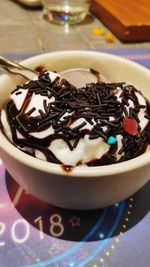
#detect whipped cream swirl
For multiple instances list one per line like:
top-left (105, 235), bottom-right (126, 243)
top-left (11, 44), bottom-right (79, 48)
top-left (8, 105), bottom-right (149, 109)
top-left (0, 71), bottom-right (150, 167)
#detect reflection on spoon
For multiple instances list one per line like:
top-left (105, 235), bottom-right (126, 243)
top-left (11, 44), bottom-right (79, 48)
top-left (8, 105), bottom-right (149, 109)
top-left (60, 68), bottom-right (108, 87)
top-left (0, 56), bottom-right (108, 87)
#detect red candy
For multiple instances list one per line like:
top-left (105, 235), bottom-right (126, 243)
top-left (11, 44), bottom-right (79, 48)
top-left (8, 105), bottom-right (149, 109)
top-left (123, 117), bottom-right (138, 135)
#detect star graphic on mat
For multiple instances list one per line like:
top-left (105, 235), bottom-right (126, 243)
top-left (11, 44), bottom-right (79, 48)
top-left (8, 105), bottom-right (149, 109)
top-left (69, 216), bottom-right (80, 227)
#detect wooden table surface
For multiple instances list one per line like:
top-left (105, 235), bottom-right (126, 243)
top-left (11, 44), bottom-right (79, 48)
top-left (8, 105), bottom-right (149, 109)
top-left (0, 0), bottom-right (150, 54)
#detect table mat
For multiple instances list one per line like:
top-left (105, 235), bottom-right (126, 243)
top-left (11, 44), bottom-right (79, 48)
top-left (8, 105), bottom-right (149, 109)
top-left (2, 48), bottom-right (150, 69)
top-left (0, 48), bottom-right (150, 267)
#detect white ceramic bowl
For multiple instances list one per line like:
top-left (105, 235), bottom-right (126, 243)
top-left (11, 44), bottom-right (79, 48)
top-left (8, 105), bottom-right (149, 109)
top-left (0, 51), bottom-right (150, 209)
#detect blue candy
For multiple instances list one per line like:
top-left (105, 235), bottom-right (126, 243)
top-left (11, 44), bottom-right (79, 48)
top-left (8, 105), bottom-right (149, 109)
top-left (107, 136), bottom-right (117, 145)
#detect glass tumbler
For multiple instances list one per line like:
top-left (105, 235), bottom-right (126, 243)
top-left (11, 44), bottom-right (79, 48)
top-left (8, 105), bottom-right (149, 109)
top-left (41, 0), bottom-right (91, 25)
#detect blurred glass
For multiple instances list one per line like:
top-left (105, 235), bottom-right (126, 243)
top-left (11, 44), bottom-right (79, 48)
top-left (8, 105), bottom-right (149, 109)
top-left (41, 0), bottom-right (91, 25)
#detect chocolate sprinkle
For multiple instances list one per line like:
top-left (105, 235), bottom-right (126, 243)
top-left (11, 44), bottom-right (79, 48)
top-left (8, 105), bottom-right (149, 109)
top-left (71, 122), bottom-right (87, 131)
top-left (39, 109), bottom-right (46, 118)
top-left (27, 107), bottom-right (36, 116)
top-left (15, 91), bottom-right (22, 95)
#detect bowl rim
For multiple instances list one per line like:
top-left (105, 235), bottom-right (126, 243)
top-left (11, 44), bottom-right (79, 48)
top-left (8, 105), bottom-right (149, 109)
top-left (0, 50), bottom-right (150, 177)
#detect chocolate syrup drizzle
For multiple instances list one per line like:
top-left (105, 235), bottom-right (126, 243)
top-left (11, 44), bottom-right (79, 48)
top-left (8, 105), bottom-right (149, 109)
top-left (1, 71), bottom-right (150, 168)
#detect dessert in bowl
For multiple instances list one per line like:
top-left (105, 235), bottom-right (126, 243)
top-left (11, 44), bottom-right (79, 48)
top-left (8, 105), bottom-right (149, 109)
top-left (0, 51), bottom-right (150, 209)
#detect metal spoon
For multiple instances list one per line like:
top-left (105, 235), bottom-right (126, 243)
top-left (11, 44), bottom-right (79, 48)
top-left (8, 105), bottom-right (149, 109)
top-left (0, 56), bottom-right (37, 80)
top-left (0, 56), bottom-right (107, 87)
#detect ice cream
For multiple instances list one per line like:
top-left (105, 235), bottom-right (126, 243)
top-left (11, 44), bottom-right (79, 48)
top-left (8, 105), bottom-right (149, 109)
top-left (0, 70), bottom-right (150, 167)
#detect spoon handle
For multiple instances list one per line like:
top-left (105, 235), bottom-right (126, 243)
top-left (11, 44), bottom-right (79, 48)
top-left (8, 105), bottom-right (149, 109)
top-left (0, 56), bottom-right (37, 80)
